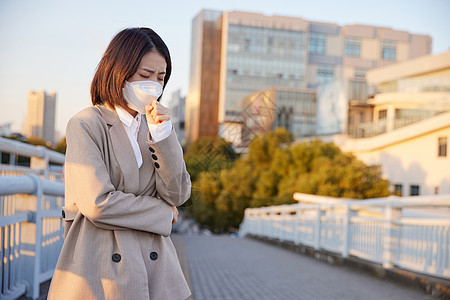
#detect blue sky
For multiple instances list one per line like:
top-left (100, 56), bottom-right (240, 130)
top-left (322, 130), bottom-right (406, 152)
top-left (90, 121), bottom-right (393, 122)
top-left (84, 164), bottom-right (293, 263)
top-left (0, 0), bottom-right (449, 137)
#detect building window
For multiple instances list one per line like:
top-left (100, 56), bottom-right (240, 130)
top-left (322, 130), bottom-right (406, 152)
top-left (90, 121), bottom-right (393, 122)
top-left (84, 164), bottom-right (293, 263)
top-left (410, 185), bottom-right (420, 196)
top-left (354, 68), bottom-right (368, 79)
top-left (349, 80), bottom-right (368, 101)
top-left (345, 37), bottom-right (361, 57)
top-left (378, 110), bottom-right (387, 119)
top-left (438, 137), bottom-right (447, 157)
top-left (382, 41), bottom-right (396, 60)
top-left (316, 64), bottom-right (334, 84)
top-left (393, 184), bottom-right (403, 196)
top-left (434, 186), bottom-right (439, 195)
top-left (309, 33), bottom-right (326, 54)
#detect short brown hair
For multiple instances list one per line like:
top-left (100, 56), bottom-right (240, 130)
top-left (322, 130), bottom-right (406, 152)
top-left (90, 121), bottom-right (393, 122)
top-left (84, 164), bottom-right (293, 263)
top-left (91, 27), bottom-right (172, 106)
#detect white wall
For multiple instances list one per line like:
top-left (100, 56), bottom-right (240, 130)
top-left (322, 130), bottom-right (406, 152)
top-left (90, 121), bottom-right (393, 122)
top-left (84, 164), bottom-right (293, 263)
top-left (345, 126), bottom-right (450, 196)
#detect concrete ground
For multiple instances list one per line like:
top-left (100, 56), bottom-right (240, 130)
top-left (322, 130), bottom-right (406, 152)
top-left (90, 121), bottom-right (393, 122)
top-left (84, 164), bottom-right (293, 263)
top-left (173, 235), bottom-right (433, 300)
top-left (22, 234), bottom-right (434, 300)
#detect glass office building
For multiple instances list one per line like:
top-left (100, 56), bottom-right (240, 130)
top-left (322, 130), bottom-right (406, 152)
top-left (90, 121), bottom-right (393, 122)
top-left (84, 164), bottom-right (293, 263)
top-left (241, 87), bottom-right (316, 144)
top-left (186, 10), bottom-right (432, 145)
top-left (224, 25), bottom-right (307, 119)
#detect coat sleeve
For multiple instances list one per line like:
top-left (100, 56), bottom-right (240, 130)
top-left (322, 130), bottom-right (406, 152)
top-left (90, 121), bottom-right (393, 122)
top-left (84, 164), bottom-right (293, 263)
top-left (64, 116), bottom-right (173, 236)
top-left (146, 130), bottom-right (191, 207)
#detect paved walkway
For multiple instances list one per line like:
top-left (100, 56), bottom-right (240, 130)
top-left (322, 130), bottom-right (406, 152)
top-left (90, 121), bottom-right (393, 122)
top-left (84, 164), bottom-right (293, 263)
top-left (173, 235), bottom-right (432, 300)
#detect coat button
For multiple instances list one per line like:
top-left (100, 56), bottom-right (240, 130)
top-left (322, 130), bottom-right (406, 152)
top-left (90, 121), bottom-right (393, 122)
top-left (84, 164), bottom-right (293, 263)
top-left (148, 147), bottom-right (155, 153)
top-left (112, 253), bottom-right (121, 263)
top-left (61, 210), bottom-right (66, 218)
top-left (151, 154), bottom-right (158, 160)
top-left (154, 162), bottom-right (160, 169)
top-left (150, 252), bottom-right (158, 260)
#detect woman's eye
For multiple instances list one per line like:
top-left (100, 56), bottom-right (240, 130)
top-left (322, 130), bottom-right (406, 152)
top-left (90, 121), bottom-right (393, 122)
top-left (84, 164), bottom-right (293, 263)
top-left (141, 75), bottom-right (150, 79)
top-left (158, 78), bottom-right (164, 82)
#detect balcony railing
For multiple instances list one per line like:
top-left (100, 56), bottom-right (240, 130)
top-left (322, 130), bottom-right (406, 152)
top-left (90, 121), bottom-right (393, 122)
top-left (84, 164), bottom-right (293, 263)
top-left (348, 110), bottom-right (445, 138)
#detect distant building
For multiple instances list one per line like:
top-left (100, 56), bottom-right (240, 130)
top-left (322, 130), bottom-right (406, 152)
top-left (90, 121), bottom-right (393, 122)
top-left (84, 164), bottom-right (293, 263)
top-left (241, 87), bottom-right (315, 146)
top-left (340, 51), bottom-right (450, 196)
top-left (185, 10), bottom-right (222, 145)
top-left (23, 90), bottom-right (56, 144)
top-left (186, 9), bottom-right (432, 145)
top-left (348, 51), bottom-right (450, 138)
top-left (169, 89), bottom-right (186, 146)
top-left (0, 123), bottom-right (12, 136)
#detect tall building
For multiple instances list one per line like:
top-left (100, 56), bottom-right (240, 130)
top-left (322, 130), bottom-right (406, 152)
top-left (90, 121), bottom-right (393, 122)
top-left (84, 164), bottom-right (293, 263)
top-left (23, 90), bottom-right (56, 144)
top-left (185, 10), bottom-right (222, 145)
top-left (186, 9), bottom-right (432, 145)
top-left (169, 89), bottom-right (186, 146)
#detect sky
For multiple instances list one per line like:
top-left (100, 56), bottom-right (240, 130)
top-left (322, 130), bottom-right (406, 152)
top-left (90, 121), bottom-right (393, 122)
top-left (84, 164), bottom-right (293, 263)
top-left (0, 0), bottom-right (449, 139)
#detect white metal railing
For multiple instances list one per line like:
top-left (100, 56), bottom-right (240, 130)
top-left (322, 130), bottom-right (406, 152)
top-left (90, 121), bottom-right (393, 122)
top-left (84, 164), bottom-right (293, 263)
top-left (0, 136), bottom-right (64, 181)
top-left (0, 175), bottom-right (64, 300)
top-left (0, 137), bottom-right (65, 299)
top-left (239, 193), bottom-right (450, 280)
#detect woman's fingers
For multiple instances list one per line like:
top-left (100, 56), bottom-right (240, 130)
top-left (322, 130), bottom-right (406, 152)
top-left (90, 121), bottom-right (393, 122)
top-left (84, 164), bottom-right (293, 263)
top-left (145, 105), bottom-right (156, 124)
top-left (148, 100), bottom-right (170, 124)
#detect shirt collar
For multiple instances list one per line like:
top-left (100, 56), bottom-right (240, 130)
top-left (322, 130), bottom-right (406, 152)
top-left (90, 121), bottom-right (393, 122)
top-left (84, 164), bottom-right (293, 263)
top-left (115, 106), bottom-right (141, 129)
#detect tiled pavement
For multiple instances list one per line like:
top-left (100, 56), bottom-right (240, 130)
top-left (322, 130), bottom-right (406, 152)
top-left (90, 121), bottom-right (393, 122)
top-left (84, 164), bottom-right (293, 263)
top-left (173, 235), bottom-right (433, 300)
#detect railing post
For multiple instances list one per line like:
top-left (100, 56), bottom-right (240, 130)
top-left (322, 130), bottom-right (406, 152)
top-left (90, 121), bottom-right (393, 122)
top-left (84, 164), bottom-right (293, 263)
top-left (314, 205), bottom-right (322, 250)
top-left (32, 174), bottom-right (43, 299)
top-left (342, 203), bottom-right (351, 257)
top-left (294, 207), bottom-right (300, 245)
top-left (30, 146), bottom-right (49, 178)
top-left (383, 201), bottom-right (401, 269)
top-left (9, 152), bottom-right (15, 166)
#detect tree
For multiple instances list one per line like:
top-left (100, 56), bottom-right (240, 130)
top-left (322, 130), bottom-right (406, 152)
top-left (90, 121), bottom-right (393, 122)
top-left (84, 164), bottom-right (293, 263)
top-left (247, 127), bottom-right (294, 171)
top-left (185, 129), bottom-right (391, 233)
top-left (290, 145), bottom-right (390, 199)
top-left (27, 136), bottom-right (47, 147)
top-left (190, 172), bottom-right (222, 231)
top-left (54, 137), bottom-right (67, 154)
top-left (184, 137), bottom-right (237, 182)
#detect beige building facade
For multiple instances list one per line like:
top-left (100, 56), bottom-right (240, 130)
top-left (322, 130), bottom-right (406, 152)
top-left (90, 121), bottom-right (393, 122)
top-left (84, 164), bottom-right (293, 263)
top-left (341, 112), bottom-right (450, 196)
top-left (348, 51), bottom-right (450, 138)
top-left (23, 90), bottom-right (56, 144)
top-left (341, 51), bottom-right (450, 196)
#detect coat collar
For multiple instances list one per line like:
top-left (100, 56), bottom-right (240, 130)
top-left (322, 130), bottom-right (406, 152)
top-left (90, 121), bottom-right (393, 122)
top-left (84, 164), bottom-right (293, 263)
top-left (96, 104), bottom-right (119, 126)
top-left (96, 105), bottom-right (140, 194)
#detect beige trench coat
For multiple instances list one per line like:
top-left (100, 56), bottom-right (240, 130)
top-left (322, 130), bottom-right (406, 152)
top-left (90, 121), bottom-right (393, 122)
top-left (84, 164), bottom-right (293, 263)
top-left (48, 105), bottom-right (191, 300)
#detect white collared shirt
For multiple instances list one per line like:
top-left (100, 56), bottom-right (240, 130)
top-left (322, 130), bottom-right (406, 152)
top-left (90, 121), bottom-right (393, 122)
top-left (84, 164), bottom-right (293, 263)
top-left (115, 106), bottom-right (172, 168)
top-left (115, 106), bottom-right (174, 222)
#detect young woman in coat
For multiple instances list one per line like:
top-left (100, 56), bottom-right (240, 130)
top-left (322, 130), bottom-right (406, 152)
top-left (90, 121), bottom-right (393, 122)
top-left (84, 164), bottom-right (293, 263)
top-left (48, 27), bottom-right (192, 300)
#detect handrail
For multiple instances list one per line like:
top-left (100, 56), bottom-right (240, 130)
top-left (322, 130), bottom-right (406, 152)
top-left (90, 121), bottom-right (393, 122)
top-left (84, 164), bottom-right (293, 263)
top-left (293, 192), bottom-right (450, 207)
top-left (0, 175), bottom-right (64, 195)
top-left (0, 174), bottom-right (65, 299)
top-left (240, 193), bottom-right (450, 281)
top-left (0, 136), bottom-right (65, 165)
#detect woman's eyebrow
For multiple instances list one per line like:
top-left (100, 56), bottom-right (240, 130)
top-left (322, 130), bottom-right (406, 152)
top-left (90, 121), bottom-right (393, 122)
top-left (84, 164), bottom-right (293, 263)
top-left (140, 67), bottom-right (166, 75)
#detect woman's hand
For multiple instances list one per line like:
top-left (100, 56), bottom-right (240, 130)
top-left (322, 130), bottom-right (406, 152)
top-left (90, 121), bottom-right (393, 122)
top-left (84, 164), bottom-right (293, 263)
top-left (145, 100), bottom-right (170, 125)
top-left (171, 206), bottom-right (179, 224)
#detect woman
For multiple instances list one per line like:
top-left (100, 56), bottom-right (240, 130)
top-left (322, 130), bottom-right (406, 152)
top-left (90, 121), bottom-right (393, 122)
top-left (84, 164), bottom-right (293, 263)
top-left (48, 27), bottom-right (191, 300)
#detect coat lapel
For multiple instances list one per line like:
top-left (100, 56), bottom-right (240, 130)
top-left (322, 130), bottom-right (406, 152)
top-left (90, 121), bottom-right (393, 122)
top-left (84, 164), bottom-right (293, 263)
top-left (97, 105), bottom-right (139, 194)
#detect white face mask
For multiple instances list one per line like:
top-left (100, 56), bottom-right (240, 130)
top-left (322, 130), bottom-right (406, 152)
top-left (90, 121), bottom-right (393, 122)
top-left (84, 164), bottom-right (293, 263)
top-left (122, 80), bottom-right (163, 114)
